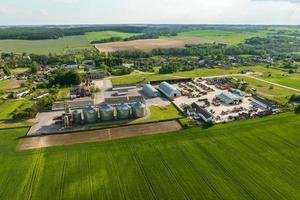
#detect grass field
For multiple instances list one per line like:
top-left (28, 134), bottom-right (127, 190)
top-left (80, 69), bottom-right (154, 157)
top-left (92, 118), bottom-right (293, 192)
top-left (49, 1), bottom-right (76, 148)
top-left (233, 76), bottom-right (295, 104)
top-left (0, 121), bottom-right (32, 130)
top-left (266, 75), bottom-right (300, 90)
top-left (85, 31), bottom-right (140, 42)
top-left (0, 79), bottom-right (24, 90)
top-left (111, 72), bottom-right (180, 85)
top-left (176, 29), bottom-right (270, 44)
top-left (0, 35), bottom-right (90, 54)
top-left (0, 113), bottom-right (300, 199)
top-left (0, 99), bottom-right (26, 120)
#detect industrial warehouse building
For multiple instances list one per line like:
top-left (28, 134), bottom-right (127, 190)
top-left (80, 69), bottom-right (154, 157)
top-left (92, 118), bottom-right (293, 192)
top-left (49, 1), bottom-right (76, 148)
top-left (216, 92), bottom-right (242, 105)
top-left (143, 84), bottom-right (160, 98)
top-left (252, 96), bottom-right (280, 112)
top-left (159, 81), bottom-right (181, 100)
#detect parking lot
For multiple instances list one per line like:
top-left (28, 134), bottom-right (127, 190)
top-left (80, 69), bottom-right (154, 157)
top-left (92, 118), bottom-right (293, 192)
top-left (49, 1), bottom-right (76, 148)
top-left (173, 78), bottom-right (267, 123)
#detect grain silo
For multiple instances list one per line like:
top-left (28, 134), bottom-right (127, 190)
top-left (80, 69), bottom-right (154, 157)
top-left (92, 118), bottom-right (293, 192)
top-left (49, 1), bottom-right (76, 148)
top-left (116, 103), bottom-right (131, 119)
top-left (72, 110), bottom-right (82, 124)
top-left (99, 104), bottom-right (114, 121)
top-left (83, 105), bottom-right (98, 124)
top-left (132, 102), bottom-right (146, 118)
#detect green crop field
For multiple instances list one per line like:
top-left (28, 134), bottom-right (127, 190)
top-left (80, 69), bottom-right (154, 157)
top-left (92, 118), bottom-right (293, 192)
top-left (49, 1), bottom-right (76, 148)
top-left (0, 99), bottom-right (26, 120)
top-left (0, 35), bottom-right (91, 54)
top-left (85, 31), bottom-right (140, 42)
top-left (0, 113), bottom-right (300, 199)
top-left (175, 29), bottom-right (270, 44)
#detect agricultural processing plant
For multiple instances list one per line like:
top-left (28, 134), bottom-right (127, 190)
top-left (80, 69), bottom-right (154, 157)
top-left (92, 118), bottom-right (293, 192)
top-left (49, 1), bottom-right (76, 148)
top-left (1, 0), bottom-right (300, 199)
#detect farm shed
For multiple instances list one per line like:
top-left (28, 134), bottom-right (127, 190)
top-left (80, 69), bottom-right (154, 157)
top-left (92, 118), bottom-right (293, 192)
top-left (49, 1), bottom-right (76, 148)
top-left (143, 84), bottom-right (160, 98)
top-left (104, 95), bottom-right (145, 105)
top-left (159, 81), bottom-right (181, 100)
top-left (112, 84), bottom-right (137, 91)
top-left (216, 92), bottom-right (242, 105)
top-left (150, 78), bottom-right (192, 85)
top-left (191, 103), bottom-right (214, 122)
top-left (252, 96), bottom-right (280, 112)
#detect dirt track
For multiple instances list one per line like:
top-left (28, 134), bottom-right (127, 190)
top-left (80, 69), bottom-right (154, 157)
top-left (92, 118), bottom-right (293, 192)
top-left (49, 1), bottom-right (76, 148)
top-left (18, 121), bottom-right (182, 150)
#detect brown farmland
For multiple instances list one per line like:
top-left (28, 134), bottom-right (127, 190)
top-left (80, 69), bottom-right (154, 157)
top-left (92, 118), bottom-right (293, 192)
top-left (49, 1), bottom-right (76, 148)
top-left (95, 37), bottom-right (213, 53)
top-left (18, 120), bottom-right (182, 150)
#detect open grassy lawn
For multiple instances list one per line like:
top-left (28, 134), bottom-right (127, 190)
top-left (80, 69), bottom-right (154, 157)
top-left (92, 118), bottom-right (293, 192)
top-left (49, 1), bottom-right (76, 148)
top-left (173, 65), bottom-right (284, 78)
top-left (175, 29), bottom-right (270, 44)
top-left (111, 72), bottom-right (180, 85)
top-left (0, 99), bottom-right (26, 120)
top-left (85, 31), bottom-right (140, 42)
top-left (0, 35), bottom-right (90, 54)
top-left (133, 104), bottom-right (183, 123)
top-left (0, 121), bottom-right (32, 130)
top-left (0, 79), bottom-right (24, 90)
top-left (265, 75), bottom-right (300, 90)
top-left (89, 104), bottom-right (183, 129)
top-left (0, 113), bottom-right (300, 199)
top-left (233, 76), bottom-right (295, 104)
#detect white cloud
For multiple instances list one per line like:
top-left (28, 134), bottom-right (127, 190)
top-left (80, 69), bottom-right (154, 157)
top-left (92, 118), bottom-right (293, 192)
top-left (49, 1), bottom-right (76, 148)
top-left (1, 0), bottom-right (300, 25)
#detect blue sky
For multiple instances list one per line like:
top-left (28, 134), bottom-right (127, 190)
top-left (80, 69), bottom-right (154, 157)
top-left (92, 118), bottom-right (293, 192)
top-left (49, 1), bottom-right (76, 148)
top-left (1, 0), bottom-right (300, 25)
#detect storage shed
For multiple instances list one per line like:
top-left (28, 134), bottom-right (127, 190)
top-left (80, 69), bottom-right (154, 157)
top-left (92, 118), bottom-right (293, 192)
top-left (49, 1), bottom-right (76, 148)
top-left (143, 84), bottom-right (160, 98)
top-left (252, 96), bottom-right (280, 112)
top-left (159, 82), bottom-right (181, 100)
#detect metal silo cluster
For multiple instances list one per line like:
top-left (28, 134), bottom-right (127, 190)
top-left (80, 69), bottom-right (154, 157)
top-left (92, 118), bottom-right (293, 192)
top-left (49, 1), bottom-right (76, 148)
top-left (70, 102), bottom-right (147, 125)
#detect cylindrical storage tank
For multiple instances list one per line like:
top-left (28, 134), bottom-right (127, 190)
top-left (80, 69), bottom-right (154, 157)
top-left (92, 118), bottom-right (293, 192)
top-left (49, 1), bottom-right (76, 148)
top-left (132, 102), bottom-right (146, 118)
top-left (73, 110), bottom-right (82, 124)
top-left (116, 103), bottom-right (131, 119)
top-left (99, 104), bottom-right (114, 121)
top-left (83, 105), bottom-right (98, 124)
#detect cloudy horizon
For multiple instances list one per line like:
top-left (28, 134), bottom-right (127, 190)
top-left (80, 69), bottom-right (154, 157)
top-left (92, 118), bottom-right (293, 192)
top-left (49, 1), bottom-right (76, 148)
top-left (1, 0), bottom-right (300, 25)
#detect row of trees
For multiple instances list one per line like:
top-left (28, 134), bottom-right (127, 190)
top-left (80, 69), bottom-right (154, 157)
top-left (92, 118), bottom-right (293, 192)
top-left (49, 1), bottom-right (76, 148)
top-left (0, 26), bottom-right (147, 40)
top-left (90, 31), bottom-right (178, 44)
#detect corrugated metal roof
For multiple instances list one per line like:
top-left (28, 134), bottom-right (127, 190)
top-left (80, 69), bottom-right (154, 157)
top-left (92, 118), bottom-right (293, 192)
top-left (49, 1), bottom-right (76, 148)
top-left (159, 82), bottom-right (179, 96)
top-left (143, 84), bottom-right (160, 97)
